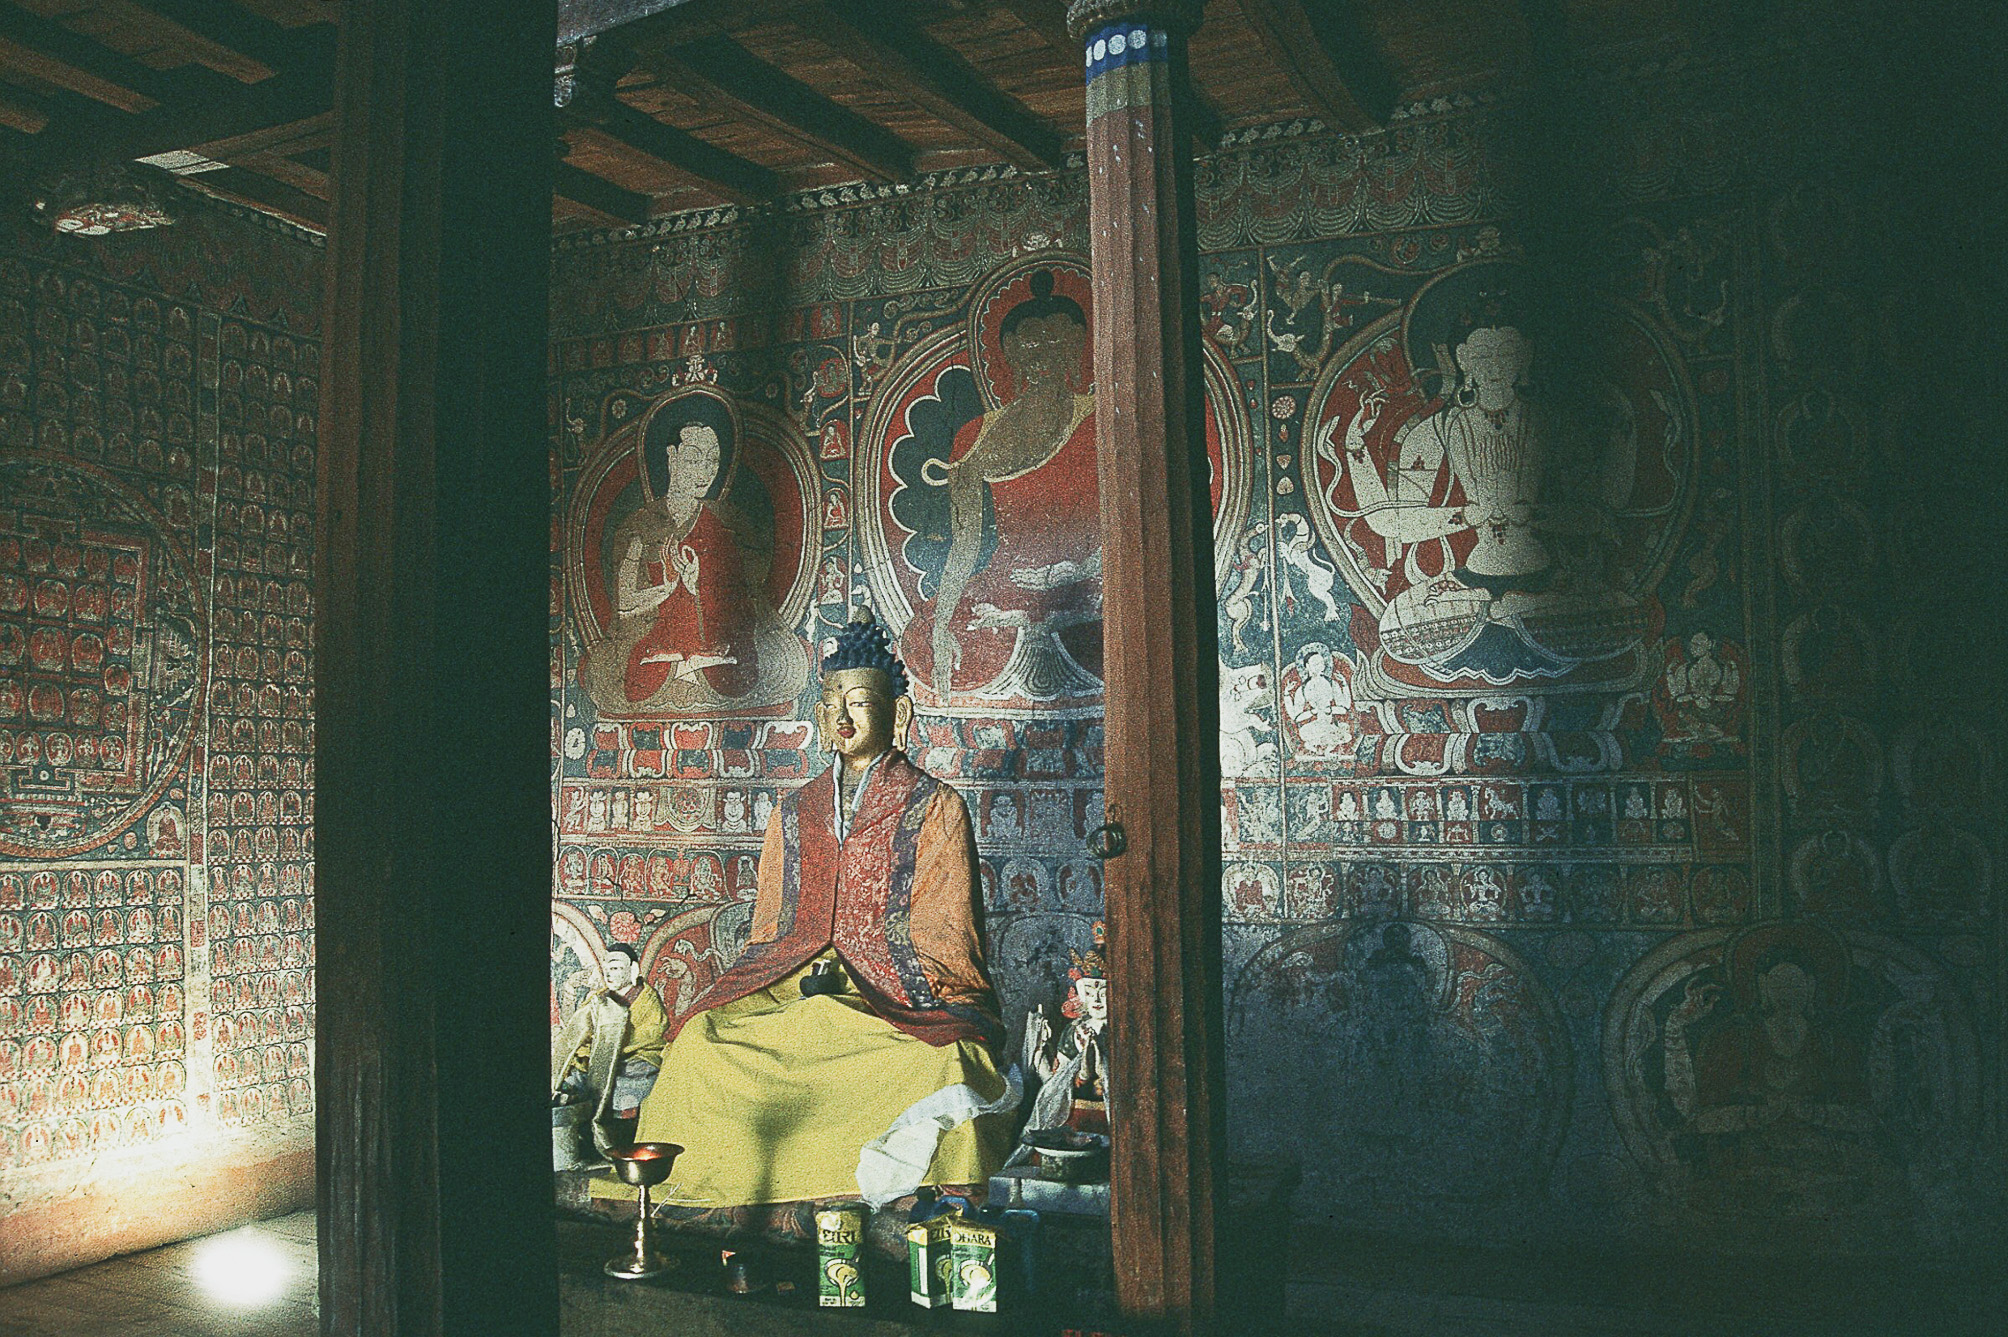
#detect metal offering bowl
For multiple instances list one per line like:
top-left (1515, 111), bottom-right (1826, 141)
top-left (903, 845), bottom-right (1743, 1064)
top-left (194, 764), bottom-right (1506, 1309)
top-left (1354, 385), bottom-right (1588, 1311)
top-left (1023, 1129), bottom-right (1110, 1183)
top-left (608, 1142), bottom-right (682, 1188)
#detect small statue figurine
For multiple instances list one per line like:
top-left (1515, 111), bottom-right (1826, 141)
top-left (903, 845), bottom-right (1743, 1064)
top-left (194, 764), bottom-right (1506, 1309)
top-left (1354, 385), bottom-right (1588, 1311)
top-left (552, 943), bottom-right (667, 1161)
top-left (1010, 923), bottom-right (1110, 1167)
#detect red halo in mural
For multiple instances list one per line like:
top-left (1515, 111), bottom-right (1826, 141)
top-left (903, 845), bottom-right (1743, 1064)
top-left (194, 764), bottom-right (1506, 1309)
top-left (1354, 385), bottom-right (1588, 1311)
top-left (564, 388), bottom-right (816, 718)
top-left (969, 257), bottom-right (1095, 409)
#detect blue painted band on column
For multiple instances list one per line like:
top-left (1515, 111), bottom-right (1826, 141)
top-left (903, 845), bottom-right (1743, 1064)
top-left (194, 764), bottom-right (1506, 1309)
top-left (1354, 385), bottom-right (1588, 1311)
top-left (1083, 22), bottom-right (1168, 83)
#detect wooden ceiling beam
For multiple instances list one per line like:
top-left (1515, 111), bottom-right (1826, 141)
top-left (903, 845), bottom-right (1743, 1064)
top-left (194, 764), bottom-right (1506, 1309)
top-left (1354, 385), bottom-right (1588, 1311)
top-left (136, 81), bottom-right (330, 161)
top-left (132, 0), bottom-right (337, 79)
top-left (641, 33), bottom-right (916, 182)
top-left (0, 59), bottom-right (69, 99)
top-left (12, 1), bottom-right (275, 83)
top-left (0, 13), bottom-right (161, 112)
top-left (181, 114), bottom-right (335, 200)
top-left (0, 86), bottom-right (51, 132)
top-left (180, 162), bottom-right (328, 226)
top-left (1237, 0), bottom-right (1397, 132)
top-left (1, 2), bottom-right (334, 168)
top-left (559, 95), bottom-right (778, 204)
top-left (192, 108), bottom-right (333, 160)
top-left (26, 57), bottom-right (331, 171)
top-left (552, 157), bottom-right (653, 225)
top-left (558, 40), bottom-right (778, 205)
top-left (800, 0), bottom-right (1067, 170)
top-left (232, 147), bottom-right (329, 196)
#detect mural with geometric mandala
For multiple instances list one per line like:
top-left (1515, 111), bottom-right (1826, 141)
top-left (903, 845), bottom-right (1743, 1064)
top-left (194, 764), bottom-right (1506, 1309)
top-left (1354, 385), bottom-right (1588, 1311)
top-left (2, 52), bottom-right (1986, 1277)
top-left (0, 209), bottom-right (318, 1202)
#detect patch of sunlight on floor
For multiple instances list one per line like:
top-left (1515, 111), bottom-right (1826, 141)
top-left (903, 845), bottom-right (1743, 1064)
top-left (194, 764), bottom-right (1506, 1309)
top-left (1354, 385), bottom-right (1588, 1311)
top-left (0, 1211), bottom-right (316, 1337)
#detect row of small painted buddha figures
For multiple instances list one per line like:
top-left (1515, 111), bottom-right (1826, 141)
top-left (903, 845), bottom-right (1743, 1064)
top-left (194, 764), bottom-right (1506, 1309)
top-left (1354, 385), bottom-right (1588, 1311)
top-left (551, 611), bottom-right (1109, 1213)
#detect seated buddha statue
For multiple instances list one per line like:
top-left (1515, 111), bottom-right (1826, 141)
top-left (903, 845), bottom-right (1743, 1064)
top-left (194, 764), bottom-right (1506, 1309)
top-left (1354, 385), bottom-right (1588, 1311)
top-left (629, 610), bottom-right (1016, 1211)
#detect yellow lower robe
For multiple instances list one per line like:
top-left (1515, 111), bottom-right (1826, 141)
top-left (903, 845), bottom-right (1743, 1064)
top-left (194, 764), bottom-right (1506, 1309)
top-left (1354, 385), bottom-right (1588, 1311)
top-left (630, 954), bottom-right (1014, 1207)
top-left (612, 752), bottom-right (1013, 1208)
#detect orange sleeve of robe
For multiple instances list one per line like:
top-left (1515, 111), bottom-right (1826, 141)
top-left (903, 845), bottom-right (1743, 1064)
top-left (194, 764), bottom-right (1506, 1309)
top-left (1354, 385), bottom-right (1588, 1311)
top-left (748, 810), bottom-right (788, 946)
top-left (906, 786), bottom-right (998, 1023)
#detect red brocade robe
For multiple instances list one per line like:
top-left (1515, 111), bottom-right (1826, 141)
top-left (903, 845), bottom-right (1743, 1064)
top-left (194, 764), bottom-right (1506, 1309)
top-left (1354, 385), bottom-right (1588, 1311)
top-left (674, 751), bottom-right (1002, 1051)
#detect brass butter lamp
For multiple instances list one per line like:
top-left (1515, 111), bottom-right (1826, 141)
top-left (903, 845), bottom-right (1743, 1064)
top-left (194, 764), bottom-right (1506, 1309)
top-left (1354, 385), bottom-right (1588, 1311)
top-left (604, 1142), bottom-right (683, 1280)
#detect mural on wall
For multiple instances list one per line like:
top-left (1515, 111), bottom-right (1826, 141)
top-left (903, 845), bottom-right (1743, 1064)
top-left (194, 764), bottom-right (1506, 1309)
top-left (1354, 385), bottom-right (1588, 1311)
top-left (569, 384), bottom-right (816, 715)
top-left (871, 259), bottom-right (1104, 709)
top-left (1210, 200), bottom-right (1777, 1245)
top-left (0, 227), bottom-right (318, 1182)
top-left (1605, 920), bottom-right (1979, 1237)
top-left (1301, 253), bottom-right (1693, 704)
top-left (855, 255), bottom-right (1250, 714)
top-left (1232, 919), bottom-right (1572, 1217)
top-left (0, 457), bottom-right (204, 859)
top-left (548, 99), bottom-right (2000, 1257)
top-left (553, 247), bottom-right (1254, 1056)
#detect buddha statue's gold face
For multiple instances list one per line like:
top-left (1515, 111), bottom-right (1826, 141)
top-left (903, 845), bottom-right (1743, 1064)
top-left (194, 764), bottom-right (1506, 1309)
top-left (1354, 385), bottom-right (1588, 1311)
top-left (814, 668), bottom-right (911, 768)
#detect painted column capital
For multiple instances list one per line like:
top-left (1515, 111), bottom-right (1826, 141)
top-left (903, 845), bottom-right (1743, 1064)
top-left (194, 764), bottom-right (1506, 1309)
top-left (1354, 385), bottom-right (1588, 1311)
top-left (1065, 0), bottom-right (1204, 42)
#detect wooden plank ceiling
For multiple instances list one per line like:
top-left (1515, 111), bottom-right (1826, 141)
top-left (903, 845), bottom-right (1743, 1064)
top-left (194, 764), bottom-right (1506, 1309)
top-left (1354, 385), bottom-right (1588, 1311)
top-left (1, 0), bottom-right (1691, 234)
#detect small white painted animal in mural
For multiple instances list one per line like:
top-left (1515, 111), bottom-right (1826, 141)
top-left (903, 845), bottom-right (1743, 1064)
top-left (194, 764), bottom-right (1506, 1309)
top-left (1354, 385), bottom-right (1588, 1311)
top-left (1273, 513), bottom-right (1344, 620)
top-left (1219, 663), bottom-right (1280, 778)
top-left (1220, 528), bottom-right (1269, 655)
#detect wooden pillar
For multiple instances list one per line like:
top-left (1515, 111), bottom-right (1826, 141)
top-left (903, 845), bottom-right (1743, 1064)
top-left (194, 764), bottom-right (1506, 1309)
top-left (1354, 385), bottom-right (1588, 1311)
top-left (1068, 0), bottom-right (1223, 1325)
top-left (315, 2), bottom-right (559, 1333)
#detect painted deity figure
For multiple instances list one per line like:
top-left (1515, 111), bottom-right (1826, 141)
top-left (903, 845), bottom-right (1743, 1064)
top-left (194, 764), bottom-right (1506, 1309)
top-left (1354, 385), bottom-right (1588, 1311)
top-left (1282, 641), bottom-right (1356, 758)
top-left (1660, 923), bottom-right (1886, 1213)
top-left (1011, 927), bottom-right (1111, 1166)
top-left (1660, 630), bottom-right (1744, 745)
top-left (1316, 302), bottom-right (1646, 679)
top-left (632, 612), bottom-right (1013, 1209)
top-left (928, 270), bottom-right (1100, 702)
top-left (550, 944), bottom-right (667, 1160)
top-left (615, 418), bottom-right (752, 697)
top-left (584, 393), bottom-right (785, 710)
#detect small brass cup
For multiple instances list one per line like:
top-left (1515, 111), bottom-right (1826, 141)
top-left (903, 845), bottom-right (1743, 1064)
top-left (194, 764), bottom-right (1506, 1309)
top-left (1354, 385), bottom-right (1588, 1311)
top-left (604, 1142), bottom-right (683, 1280)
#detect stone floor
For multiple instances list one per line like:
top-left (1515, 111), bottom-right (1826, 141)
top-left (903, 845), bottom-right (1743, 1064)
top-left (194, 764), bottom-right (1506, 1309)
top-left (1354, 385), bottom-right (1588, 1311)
top-left (3, 1209), bottom-right (2001, 1335)
top-left (0, 1210), bottom-right (317, 1337)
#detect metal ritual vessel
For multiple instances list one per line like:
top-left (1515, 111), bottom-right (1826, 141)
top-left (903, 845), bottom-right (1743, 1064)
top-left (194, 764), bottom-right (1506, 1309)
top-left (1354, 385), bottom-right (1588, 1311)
top-left (603, 1142), bottom-right (683, 1280)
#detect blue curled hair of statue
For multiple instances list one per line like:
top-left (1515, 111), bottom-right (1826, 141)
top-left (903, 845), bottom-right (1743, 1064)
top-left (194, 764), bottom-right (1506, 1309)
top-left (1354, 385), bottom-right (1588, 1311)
top-left (821, 609), bottom-right (910, 698)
